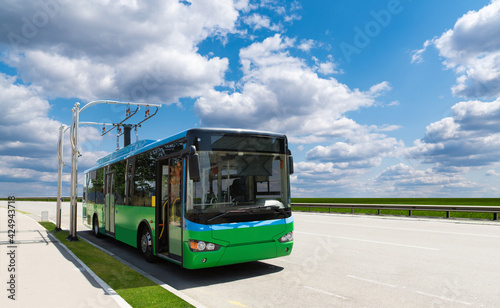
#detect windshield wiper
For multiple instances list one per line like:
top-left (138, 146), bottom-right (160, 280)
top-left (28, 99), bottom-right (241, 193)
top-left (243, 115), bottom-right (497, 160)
top-left (240, 205), bottom-right (288, 217)
top-left (206, 209), bottom-right (245, 223)
top-left (206, 205), bottom-right (289, 223)
top-left (266, 205), bottom-right (288, 217)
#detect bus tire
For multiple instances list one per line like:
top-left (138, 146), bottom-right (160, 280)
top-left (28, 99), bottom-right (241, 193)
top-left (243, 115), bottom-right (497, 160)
top-left (93, 215), bottom-right (102, 238)
top-left (139, 226), bottom-right (155, 262)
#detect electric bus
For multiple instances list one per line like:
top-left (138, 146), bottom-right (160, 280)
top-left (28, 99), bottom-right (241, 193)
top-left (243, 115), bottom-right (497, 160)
top-left (83, 128), bottom-right (294, 269)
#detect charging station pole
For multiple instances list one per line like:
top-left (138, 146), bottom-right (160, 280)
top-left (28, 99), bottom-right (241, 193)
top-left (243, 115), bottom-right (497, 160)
top-left (63, 100), bottom-right (161, 241)
top-left (56, 124), bottom-right (68, 231)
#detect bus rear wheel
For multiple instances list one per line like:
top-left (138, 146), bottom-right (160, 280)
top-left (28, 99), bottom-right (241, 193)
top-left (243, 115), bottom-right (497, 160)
top-left (140, 227), bottom-right (155, 262)
top-left (93, 215), bottom-right (102, 238)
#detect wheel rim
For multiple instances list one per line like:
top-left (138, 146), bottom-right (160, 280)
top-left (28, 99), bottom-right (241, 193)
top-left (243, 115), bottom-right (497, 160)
top-left (94, 218), bottom-right (98, 234)
top-left (141, 232), bottom-right (151, 253)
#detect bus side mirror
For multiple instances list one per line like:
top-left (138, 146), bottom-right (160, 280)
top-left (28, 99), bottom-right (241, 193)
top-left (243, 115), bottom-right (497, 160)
top-left (287, 149), bottom-right (294, 175)
top-left (189, 146), bottom-right (200, 181)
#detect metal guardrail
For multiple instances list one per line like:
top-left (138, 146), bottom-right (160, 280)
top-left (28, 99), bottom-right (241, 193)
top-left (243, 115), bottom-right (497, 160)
top-left (291, 203), bottom-right (500, 220)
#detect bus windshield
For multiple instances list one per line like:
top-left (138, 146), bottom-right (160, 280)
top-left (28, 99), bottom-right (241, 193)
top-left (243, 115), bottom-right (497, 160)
top-left (186, 150), bottom-right (291, 224)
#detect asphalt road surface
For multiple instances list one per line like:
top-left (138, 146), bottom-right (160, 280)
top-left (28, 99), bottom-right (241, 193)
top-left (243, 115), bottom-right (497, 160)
top-left (13, 201), bottom-right (500, 307)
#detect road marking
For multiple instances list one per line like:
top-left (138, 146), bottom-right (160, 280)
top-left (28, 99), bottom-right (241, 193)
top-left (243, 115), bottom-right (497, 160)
top-left (303, 286), bottom-right (348, 300)
top-left (347, 275), bottom-right (397, 288)
top-left (296, 231), bottom-right (439, 251)
top-left (415, 290), bottom-right (473, 306)
top-left (302, 220), bottom-right (500, 239)
top-left (345, 275), bottom-right (474, 306)
top-left (228, 300), bottom-right (248, 307)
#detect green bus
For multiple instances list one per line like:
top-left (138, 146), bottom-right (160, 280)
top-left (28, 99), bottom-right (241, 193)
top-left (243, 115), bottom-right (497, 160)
top-left (83, 128), bottom-right (294, 269)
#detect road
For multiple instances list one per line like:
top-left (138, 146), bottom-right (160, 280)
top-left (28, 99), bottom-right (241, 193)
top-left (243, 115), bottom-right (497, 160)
top-left (10, 201), bottom-right (500, 307)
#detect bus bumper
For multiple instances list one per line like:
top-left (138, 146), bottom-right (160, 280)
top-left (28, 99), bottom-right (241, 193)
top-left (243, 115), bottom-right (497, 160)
top-left (182, 240), bottom-right (293, 270)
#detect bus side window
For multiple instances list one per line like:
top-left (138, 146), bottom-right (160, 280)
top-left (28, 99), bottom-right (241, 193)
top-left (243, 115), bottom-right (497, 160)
top-left (110, 161), bottom-right (126, 205)
top-left (131, 152), bottom-right (155, 207)
top-left (95, 168), bottom-right (105, 204)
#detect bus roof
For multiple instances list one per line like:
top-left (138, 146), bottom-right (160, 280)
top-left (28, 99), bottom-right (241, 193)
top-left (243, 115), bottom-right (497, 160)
top-left (84, 128), bottom-right (287, 173)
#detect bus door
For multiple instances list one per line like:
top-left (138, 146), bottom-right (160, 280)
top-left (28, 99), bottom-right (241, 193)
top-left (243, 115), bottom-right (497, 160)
top-left (104, 169), bottom-right (115, 236)
top-left (156, 157), bottom-right (183, 262)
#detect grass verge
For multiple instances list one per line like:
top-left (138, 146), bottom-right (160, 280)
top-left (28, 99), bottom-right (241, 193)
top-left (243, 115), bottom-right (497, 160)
top-left (0, 205), bottom-right (31, 215)
top-left (291, 198), bottom-right (500, 220)
top-left (38, 222), bottom-right (193, 308)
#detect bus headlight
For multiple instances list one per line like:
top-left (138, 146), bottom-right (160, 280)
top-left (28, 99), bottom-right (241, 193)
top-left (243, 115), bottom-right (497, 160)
top-left (189, 240), bottom-right (221, 252)
top-left (279, 232), bottom-right (293, 243)
top-left (197, 241), bottom-right (206, 251)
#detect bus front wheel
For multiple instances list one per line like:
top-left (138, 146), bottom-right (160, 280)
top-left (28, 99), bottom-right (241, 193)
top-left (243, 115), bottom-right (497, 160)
top-left (140, 227), bottom-right (155, 262)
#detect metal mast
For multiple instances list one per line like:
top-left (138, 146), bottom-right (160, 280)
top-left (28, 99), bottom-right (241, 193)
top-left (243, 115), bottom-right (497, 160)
top-left (60, 100), bottom-right (161, 241)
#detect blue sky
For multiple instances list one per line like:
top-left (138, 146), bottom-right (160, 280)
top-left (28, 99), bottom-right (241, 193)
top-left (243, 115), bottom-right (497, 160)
top-left (1, 0), bottom-right (500, 197)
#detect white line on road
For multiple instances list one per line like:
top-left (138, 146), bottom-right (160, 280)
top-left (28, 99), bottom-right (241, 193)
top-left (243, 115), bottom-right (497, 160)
top-left (303, 286), bottom-right (348, 300)
top-left (415, 290), bottom-right (473, 306)
top-left (296, 231), bottom-right (440, 251)
top-left (345, 274), bottom-right (475, 306)
top-left (347, 275), bottom-right (397, 288)
top-left (303, 220), bottom-right (500, 239)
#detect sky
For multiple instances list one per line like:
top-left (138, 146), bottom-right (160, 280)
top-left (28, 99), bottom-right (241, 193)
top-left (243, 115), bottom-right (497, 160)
top-left (1, 0), bottom-right (500, 198)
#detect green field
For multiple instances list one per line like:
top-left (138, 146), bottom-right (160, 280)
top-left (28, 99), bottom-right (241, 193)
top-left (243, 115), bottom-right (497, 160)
top-left (291, 198), bottom-right (500, 220)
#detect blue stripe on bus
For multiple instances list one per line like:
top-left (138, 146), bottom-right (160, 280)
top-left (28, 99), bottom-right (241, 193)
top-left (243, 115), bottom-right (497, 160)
top-left (185, 215), bottom-right (294, 232)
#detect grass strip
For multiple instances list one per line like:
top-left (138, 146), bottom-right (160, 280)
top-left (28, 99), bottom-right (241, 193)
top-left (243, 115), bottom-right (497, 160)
top-left (38, 222), bottom-right (193, 308)
top-left (291, 198), bottom-right (500, 205)
top-left (0, 205), bottom-right (31, 215)
top-left (291, 198), bottom-right (500, 220)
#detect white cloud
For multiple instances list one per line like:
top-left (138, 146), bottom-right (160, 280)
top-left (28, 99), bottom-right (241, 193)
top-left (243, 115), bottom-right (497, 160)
top-left (0, 0), bottom-right (241, 103)
top-left (291, 161), bottom-right (367, 197)
top-left (451, 98), bottom-right (500, 132)
top-left (407, 98), bottom-right (500, 168)
top-left (373, 163), bottom-right (476, 196)
top-left (7, 51), bottom-right (117, 100)
top-left (115, 47), bottom-right (229, 103)
top-left (196, 34), bottom-right (387, 139)
top-left (312, 55), bottom-right (340, 75)
top-left (317, 61), bottom-right (336, 75)
top-left (376, 124), bottom-right (402, 132)
top-left (411, 39), bottom-right (432, 64)
top-left (194, 33), bottom-right (405, 196)
top-left (306, 133), bottom-right (401, 168)
top-left (486, 169), bottom-right (500, 176)
top-left (298, 39), bottom-right (315, 52)
top-left (0, 72), bottom-right (106, 195)
top-left (413, 0), bottom-right (500, 98)
top-left (243, 13), bottom-right (280, 31)
top-left (0, 0), bottom-right (283, 196)
top-left (0, 73), bottom-right (58, 155)
top-left (368, 81), bottom-right (392, 97)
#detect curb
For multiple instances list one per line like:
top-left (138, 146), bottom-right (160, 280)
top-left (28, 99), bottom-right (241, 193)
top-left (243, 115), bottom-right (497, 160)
top-left (80, 235), bottom-right (207, 308)
top-left (43, 232), bottom-right (132, 308)
top-left (39, 215), bottom-right (205, 307)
